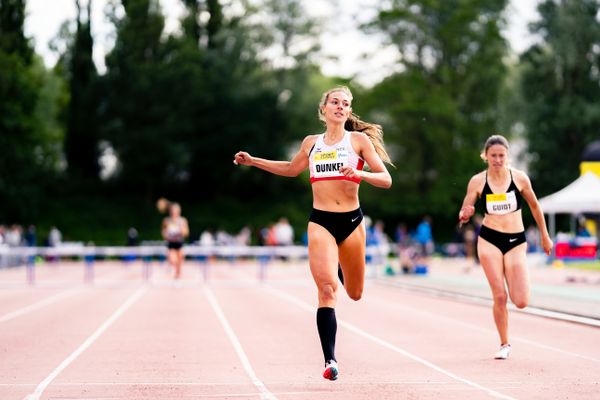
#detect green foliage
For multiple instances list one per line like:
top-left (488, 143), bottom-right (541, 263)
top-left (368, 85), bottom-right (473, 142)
top-left (0, 0), bottom-right (31, 61)
top-left (520, 0), bottom-right (600, 196)
top-left (64, 0), bottom-right (100, 180)
top-left (360, 0), bottom-right (509, 229)
top-left (31, 56), bottom-right (68, 174)
top-left (102, 0), bottom-right (172, 196)
top-left (0, 0), bottom-right (49, 222)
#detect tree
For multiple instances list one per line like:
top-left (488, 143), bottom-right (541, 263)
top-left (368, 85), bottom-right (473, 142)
top-left (520, 0), bottom-right (600, 195)
top-left (178, 0), bottom-right (301, 199)
top-left (103, 0), bottom-right (172, 199)
top-left (64, 0), bottom-right (100, 180)
top-left (0, 0), bottom-right (45, 221)
top-left (0, 0), bottom-right (30, 61)
top-left (361, 0), bottom-right (509, 222)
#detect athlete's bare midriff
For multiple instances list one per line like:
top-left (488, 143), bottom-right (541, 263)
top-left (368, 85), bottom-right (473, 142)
top-left (482, 211), bottom-right (525, 233)
top-left (311, 180), bottom-right (360, 212)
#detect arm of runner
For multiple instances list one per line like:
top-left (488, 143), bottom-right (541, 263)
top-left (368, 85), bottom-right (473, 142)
top-left (161, 218), bottom-right (168, 240)
top-left (458, 175), bottom-right (481, 227)
top-left (233, 136), bottom-right (314, 177)
top-left (181, 218), bottom-right (190, 239)
top-left (517, 171), bottom-right (554, 255)
top-left (341, 132), bottom-right (392, 188)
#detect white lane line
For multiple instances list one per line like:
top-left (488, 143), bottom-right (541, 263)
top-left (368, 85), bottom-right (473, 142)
top-left (203, 286), bottom-right (278, 400)
top-left (370, 285), bottom-right (600, 363)
top-left (0, 289), bottom-right (81, 324)
top-left (23, 286), bottom-right (147, 400)
top-left (267, 286), bottom-right (518, 400)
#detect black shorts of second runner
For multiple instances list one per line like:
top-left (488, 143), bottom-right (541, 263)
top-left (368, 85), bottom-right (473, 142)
top-left (167, 241), bottom-right (184, 250)
top-left (478, 225), bottom-right (526, 254)
top-left (309, 208), bottom-right (363, 244)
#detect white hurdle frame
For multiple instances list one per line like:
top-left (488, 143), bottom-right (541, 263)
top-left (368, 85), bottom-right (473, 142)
top-left (0, 245), bottom-right (311, 284)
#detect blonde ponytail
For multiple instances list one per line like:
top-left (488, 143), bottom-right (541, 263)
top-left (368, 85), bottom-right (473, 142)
top-left (345, 113), bottom-right (393, 166)
top-left (318, 86), bottom-right (393, 166)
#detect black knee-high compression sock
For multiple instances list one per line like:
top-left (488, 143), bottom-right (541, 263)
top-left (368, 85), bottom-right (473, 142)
top-left (316, 307), bottom-right (337, 363)
top-left (338, 264), bottom-right (344, 286)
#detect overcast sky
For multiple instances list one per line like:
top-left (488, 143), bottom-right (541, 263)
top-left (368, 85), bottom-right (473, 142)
top-left (24, 0), bottom-right (540, 87)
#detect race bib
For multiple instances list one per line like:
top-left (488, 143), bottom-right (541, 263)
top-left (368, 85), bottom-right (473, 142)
top-left (486, 191), bottom-right (518, 215)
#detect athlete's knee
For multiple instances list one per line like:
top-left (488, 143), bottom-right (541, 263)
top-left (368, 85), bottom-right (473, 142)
top-left (512, 296), bottom-right (529, 309)
top-left (319, 283), bottom-right (337, 303)
top-left (514, 300), bottom-right (528, 309)
top-left (493, 291), bottom-right (508, 307)
top-left (346, 286), bottom-right (363, 301)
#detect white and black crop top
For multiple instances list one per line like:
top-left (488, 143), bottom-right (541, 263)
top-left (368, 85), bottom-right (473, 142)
top-left (480, 170), bottom-right (523, 215)
top-left (308, 131), bottom-right (364, 184)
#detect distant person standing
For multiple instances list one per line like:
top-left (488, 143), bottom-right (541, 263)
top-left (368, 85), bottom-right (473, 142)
top-left (458, 134), bottom-right (553, 360)
top-left (127, 227), bottom-right (139, 246)
top-left (161, 201), bottom-right (189, 279)
top-left (274, 217), bottom-right (294, 246)
top-left (48, 226), bottom-right (62, 247)
top-left (415, 216), bottom-right (434, 258)
top-left (24, 225), bottom-right (37, 247)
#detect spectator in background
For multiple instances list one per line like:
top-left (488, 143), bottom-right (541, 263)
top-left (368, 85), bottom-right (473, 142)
top-left (48, 226), bottom-right (62, 247)
top-left (395, 223), bottom-right (409, 248)
top-left (24, 225), bottom-right (37, 247)
top-left (261, 223), bottom-right (277, 246)
top-left (526, 225), bottom-right (540, 253)
top-left (216, 229), bottom-right (234, 246)
top-left (365, 216), bottom-right (376, 264)
top-left (372, 220), bottom-right (390, 268)
top-left (236, 226), bottom-right (252, 246)
top-left (127, 227), bottom-right (139, 246)
top-left (0, 225), bottom-right (5, 245)
top-left (373, 220), bottom-right (388, 245)
top-left (274, 217), bottom-right (294, 246)
top-left (414, 216), bottom-right (434, 259)
top-left (576, 216), bottom-right (591, 237)
top-left (6, 225), bottom-right (23, 247)
top-left (395, 222), bottom-right (415, 273)
top-left (199, 229), bottom-right (215, 246)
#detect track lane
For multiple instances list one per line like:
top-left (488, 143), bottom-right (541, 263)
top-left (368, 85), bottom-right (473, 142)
top-left (0, 287), bottom-right (144, 400)
top-left (209, 267), bottom-right (515, 399)
top-left (219, 263), bottom-right (599, 399)
top-left (39, 283), bottom-right (260, 399)
top-left (2, 261), bottom-right (598, 399)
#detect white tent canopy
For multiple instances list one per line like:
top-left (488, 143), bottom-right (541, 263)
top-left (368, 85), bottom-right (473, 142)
top-left (538, 172), bottom-right (600, 236)
top-left (539, 172), bottom-right (600, 214)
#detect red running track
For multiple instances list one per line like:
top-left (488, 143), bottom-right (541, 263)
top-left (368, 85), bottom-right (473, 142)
top-left (0, 260), bottom-right (598, 399)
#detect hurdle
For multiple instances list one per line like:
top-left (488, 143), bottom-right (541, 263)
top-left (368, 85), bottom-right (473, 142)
top-left (0, 245), bottom-right (311, 285)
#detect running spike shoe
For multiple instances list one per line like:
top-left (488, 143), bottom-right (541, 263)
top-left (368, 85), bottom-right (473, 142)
top-left (494, 344), bottom-right (511, 360)
top-left (323, 360), bottom-right (339, 381)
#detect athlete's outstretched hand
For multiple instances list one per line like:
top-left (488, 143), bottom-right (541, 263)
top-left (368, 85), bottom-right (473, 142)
top-left (458, 205), bottom-right (475, 227)
top-left (234, 151), bottom-right (253, 166)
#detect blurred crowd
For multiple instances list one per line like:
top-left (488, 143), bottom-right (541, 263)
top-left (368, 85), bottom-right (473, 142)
top-left (196, 217), bottom-right (295, 247)
top-left (0, 224), bottom-right (63, 248)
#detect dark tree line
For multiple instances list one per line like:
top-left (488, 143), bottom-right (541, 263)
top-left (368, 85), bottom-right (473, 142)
top-left (2, 0), bottom-right (599, 242)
